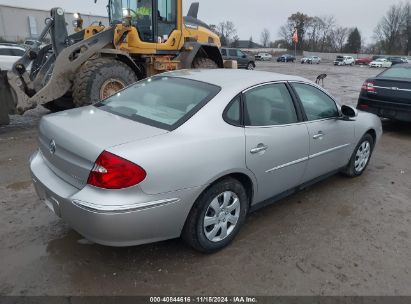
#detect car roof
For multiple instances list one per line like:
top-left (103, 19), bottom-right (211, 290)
top-left (162, 69), bottom-right (307, 89)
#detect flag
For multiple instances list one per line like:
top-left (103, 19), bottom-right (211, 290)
top-left (292, 29), bottom-right (298, 44)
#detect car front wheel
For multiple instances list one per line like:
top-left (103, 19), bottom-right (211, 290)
top-left (247, 62), bottom-right (255, 70)
top-left (342, 134), bottom-right (374, 177)
top-left (182, 178), bottom-right (249, 253)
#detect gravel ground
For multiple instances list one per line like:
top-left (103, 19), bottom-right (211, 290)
top-left (0, 62), bottom-right (410, 296)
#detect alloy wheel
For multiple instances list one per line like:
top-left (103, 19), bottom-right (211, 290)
top-left (203, 191), bottom-right (241, 242)
top-left (355, 141), bottom-right (371, 173)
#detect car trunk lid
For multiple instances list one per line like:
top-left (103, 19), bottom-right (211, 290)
top-left (371, 78), bottom-right (411, 104)
top-left (38, 106), bottom-right (168, 189)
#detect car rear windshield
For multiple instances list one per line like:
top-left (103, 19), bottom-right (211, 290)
top-left (95, 77), bottom-right (221, 131)
top-left (380, 67), bottom-right (411, 79)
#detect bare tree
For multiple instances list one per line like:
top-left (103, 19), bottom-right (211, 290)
top-left (374, 3), bottom-right (407, 54)
top-left (332, 26), bottom-right (349, 52)
top-left (231, 35), bottom-right (240, 48)
top-left (260, 28), bottom-right (271, 47)
top-left (216, 21), bottom-right (237, 47)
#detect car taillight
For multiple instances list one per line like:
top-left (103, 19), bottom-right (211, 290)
top-left (87, 151), bottom-right (146, 189)
top-left (361, 81), bottom-right (376, 93)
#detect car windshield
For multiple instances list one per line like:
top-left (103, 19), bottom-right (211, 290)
top-left (376, 59), bottom-right (385, 62)
top-left (380, 67), bottom-right (411, 79)
top-left (96, 77), bottom-right (221, 130)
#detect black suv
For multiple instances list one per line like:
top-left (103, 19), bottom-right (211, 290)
top-left (221, 48), bottom-right (255, 70)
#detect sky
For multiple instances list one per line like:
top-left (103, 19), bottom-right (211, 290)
top-left (1, 0), bottom-right (404, 44)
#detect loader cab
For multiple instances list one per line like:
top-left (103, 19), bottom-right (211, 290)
top-left (108, 0), bottom-right (182, 50)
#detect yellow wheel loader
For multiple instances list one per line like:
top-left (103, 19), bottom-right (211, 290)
top-left (2, 0), bottom-right (227, 120)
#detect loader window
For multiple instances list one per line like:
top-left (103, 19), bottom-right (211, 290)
top-left (109, 0), bottom-right (155, 42)
top-left (157, 0), bottom-right (177, 40)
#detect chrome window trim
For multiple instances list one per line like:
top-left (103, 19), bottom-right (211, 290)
top-left (242, 80), bottom-right (287, 93)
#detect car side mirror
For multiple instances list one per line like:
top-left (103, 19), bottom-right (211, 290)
top-left (242, 55), bottom-right (247, 58)
top-left (341, 105), bottom-right (358, 119)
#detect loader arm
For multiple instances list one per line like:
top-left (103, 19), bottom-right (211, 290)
top-left (8, 28), bottom-right (114, 114)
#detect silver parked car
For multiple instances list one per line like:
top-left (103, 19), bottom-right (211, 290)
top-left (30, 70), bottom-right (382, 252)
top-left (301, 56), bottom-right (321, 64)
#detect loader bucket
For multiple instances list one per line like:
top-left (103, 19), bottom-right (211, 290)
top-left (0, 70), bottom-right (16, 125)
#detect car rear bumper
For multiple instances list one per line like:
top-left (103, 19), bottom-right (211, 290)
top-left (30, 150), bottom-right (200, 247)
top-left (357, 97), bottom-right (411, 122)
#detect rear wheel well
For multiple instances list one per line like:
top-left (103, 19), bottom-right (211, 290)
top-left (207, 173), bottom-right (254, 207)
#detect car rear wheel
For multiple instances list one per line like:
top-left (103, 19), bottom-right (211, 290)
top-left (342, 134), bottom-right (374, 177)
top-left (182, 178), bottom-right (248, 253)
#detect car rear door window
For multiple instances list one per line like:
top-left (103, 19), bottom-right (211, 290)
top-left (0, 48), bottom-right (12, 56)
top-left (244, 83), bottom-right (298, 126)
top-left (96, 77), bottom-right (221, 130)
top-left (292, 83), bottom-right (339, 121)
top-left (11, 48), bottom-right (25, 56)
top-left (228, 49), bottom-right (237, 57)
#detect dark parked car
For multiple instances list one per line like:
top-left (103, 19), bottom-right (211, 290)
top-left (221, 48), bottom-right (255, 70)
top-left (387, 57), bottom-right (408, 65)
top-left (358, 64), bottom-right (411, 122)
top-left (277, 54), bottom-right (296, 63)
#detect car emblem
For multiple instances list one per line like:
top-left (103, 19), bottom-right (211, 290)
top-left (49, 140), bottom-right (56, 155)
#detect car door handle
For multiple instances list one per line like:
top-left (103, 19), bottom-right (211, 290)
top-left (313, 132), bottom-right (325, 140)
top-left (250, 144), bottom-right (268, 154)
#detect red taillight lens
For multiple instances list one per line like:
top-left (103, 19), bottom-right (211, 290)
top-left (361, 81), bottom-right (376, 93)
top-left (87, 151), bottom-right (146, 189)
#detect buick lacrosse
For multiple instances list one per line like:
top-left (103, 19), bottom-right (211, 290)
top-left (30, 69), bottom-right (382, 252)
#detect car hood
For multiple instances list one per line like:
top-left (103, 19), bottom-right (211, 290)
top-left (37, 106), bottom-right (168, 189)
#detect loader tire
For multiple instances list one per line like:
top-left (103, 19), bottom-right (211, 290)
top-left (73, 58), bottom-right (138, 108)
top-left (192, 57), bottom-right (219, 69)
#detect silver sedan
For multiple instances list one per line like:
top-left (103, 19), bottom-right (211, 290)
top-left (30, 69), bottom-right (382, 252)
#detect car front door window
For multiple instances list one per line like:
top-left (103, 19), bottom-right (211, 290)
top-left (292, 83), bottom-right (339, 121)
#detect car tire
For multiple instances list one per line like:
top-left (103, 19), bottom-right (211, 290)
top-left (342, 133), bottom-right (374, 177)
top-left (246, 62), bottom-right (255, 70)
top-left (182, 178), bottom-right (249, 253)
